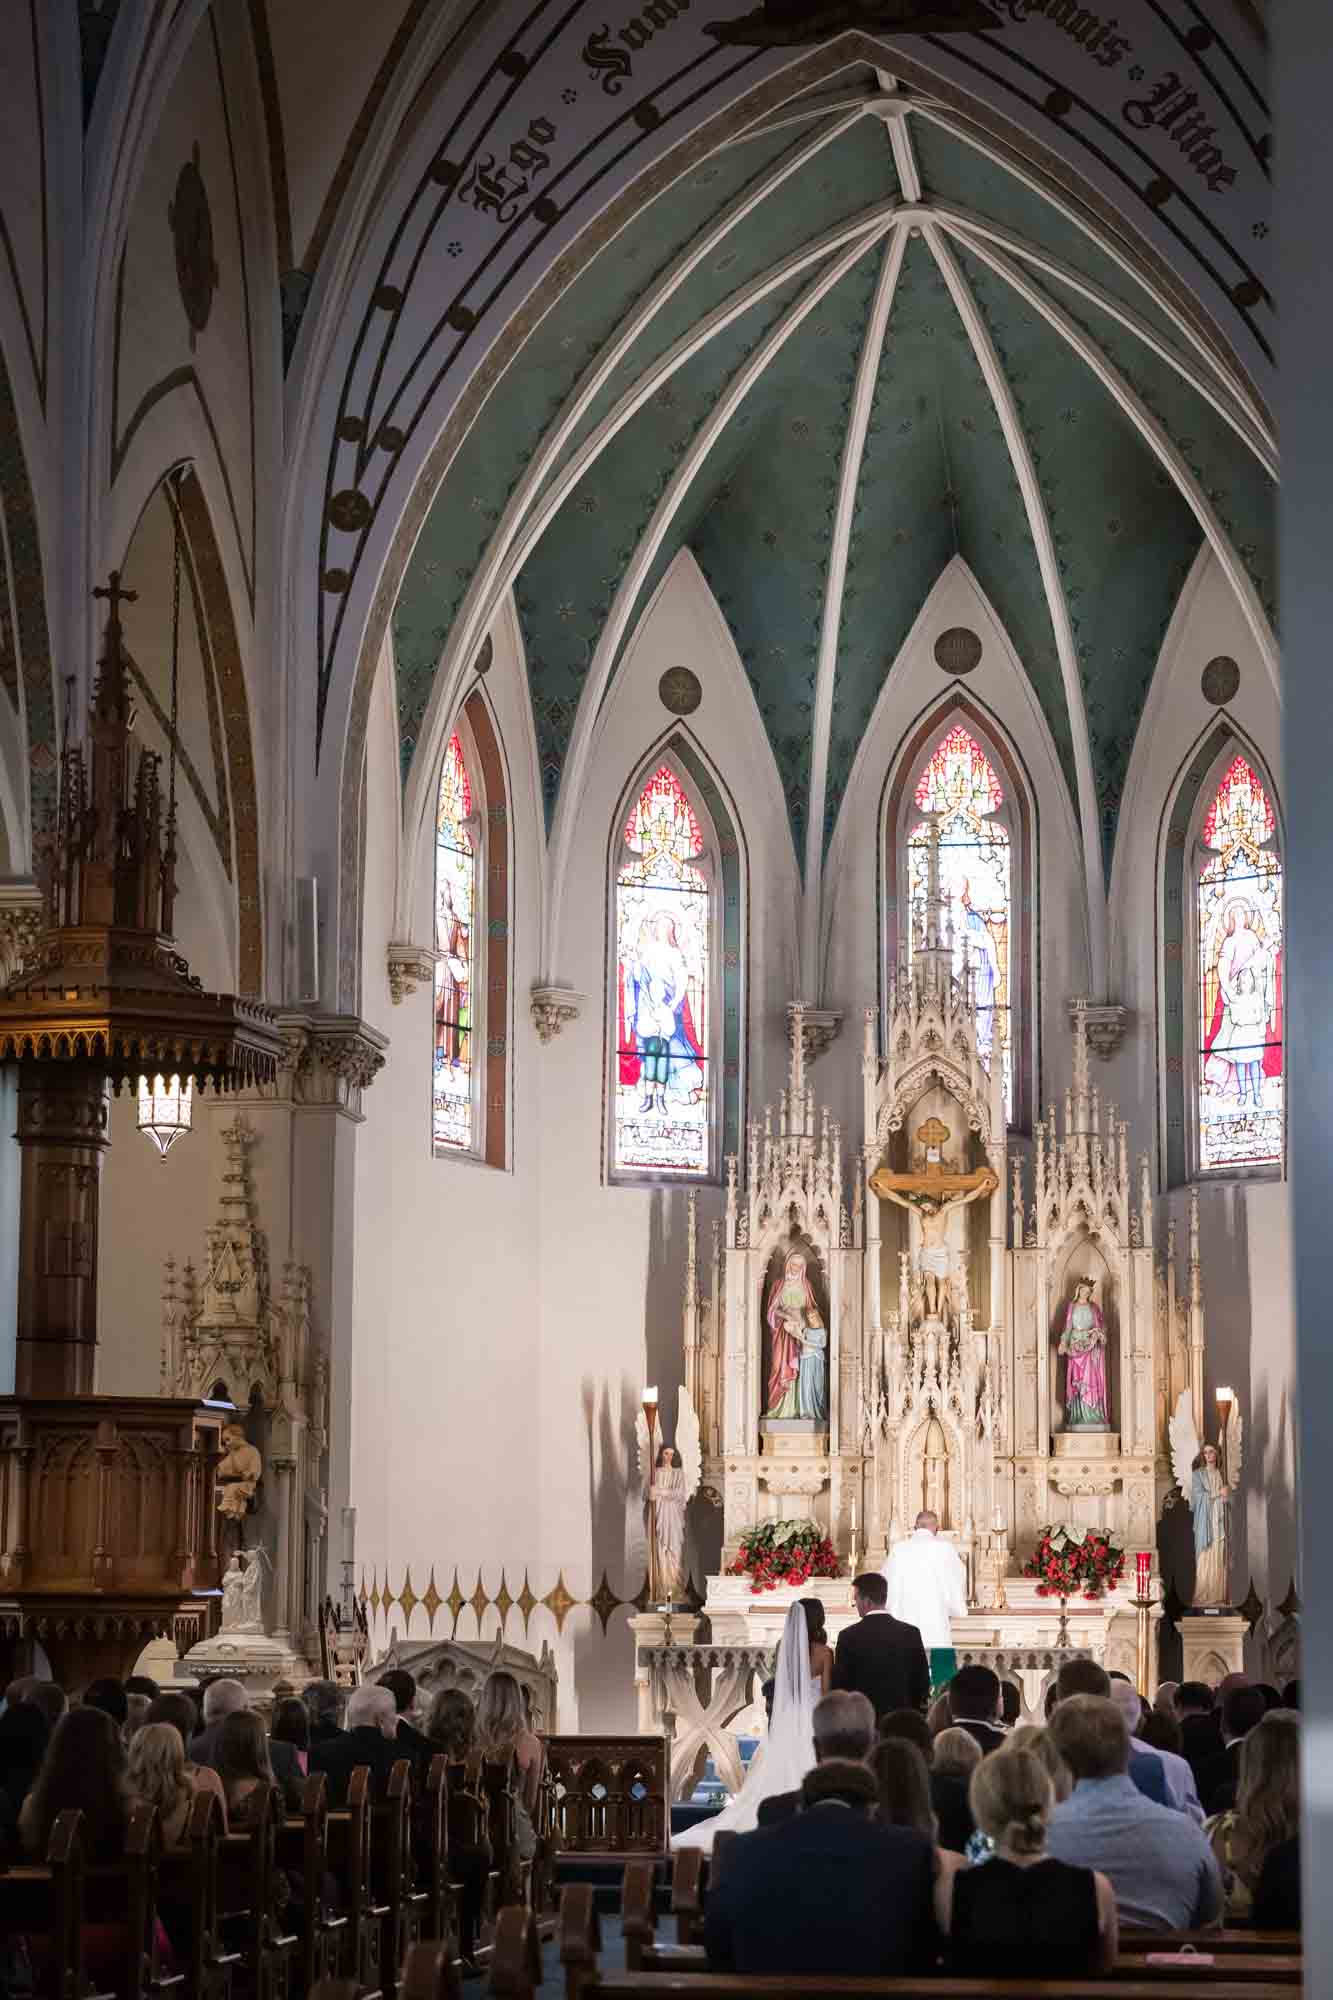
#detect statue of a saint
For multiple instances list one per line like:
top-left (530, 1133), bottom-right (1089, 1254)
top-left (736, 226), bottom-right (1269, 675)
top-left (1058, 1278), bottom-right (1110, 1428)
top-left (220, 1545), bottom-right (269, 1633)
top-left (648, 1447), bottom-right (688, 1600)
top-left (871, 1166), bottom-right (997, 1323)
top-left (764, 1251), bottom-right (827, 1418)
top-left (216, 1422), bottom-right (262, 1524)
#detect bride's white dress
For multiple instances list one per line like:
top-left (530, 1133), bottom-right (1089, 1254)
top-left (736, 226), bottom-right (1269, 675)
top-left (671, 1603), bottom-right (817, 1853)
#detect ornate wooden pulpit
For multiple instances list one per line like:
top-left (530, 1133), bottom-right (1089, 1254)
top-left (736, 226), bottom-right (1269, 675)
top-left (0, 577), bottom-right (284, 1685)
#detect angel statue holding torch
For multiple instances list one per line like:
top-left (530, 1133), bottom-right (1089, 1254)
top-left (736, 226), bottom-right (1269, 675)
top-left (635, 1387), bottom-right (703, 1603)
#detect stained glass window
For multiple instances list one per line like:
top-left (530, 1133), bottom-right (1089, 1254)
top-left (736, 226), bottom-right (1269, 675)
top-left (907, 725), bottom-right (1012, 1114)
top-left (614, 765), bottom-right (711, 1175)
top-left (1197, 755), bottom-right (1283, 1172)
top-left (433, 732), bottom-right (476, 1152)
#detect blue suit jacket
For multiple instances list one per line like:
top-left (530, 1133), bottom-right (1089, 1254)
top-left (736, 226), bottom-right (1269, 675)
top-left (1129, 1742), bottom-right (1172, 1806)
top-left (704, 1806), bottom-right (937, 1977)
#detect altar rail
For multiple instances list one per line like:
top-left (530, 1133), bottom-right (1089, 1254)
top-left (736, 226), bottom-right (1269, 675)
top-left (639, 1644), bottom-right (773, 1801)
top-left (954, 1645), bottom-right (1089, 1722)
top-left (545, 1734), bottom-right (668, 1855)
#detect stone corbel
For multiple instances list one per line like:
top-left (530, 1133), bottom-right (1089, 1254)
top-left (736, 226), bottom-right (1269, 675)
top-left (790, 1005), bottom-right (843, 1065)
top-left (386, 940), bottom-right (438, 1005)
top-left (276, 1011), bottom-right (389, 1118)
top-left (0, 878), bottom-right (46, 987)
top-left (530, 985), bottom-right (583, 1044)
top-left (1069, 998), bottom-right (1131, 1061)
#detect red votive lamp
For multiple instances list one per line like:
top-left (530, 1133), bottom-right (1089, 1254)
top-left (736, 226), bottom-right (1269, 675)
top-left (1135, 1551), bottom-right (1151, 1599)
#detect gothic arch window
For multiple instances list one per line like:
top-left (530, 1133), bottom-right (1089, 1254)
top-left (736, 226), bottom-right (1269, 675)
top-left (1162, 733), bottom-right (1283, 1181)
top-left (883, 704), bottom-right (1035, 1128)
top-left (432, 691), bottom-right (509, 1166)
top-left (608, 742), bottom-right (744, 1182)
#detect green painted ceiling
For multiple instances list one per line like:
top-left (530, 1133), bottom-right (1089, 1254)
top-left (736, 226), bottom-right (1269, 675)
top-left (391, 78), bottom-right (1274, 874)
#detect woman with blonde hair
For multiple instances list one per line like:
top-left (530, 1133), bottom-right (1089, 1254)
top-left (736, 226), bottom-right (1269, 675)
top-left (1006, 1723), bottom-right (1073, 1803)
top-left (477, 1671), bottom-right (544, 1856)
top-left (1207, 1709), bottom-right (1300, 1923)
top-left (128, 1722), bottom-right (194, 1846)
top-left (932, 1727), bottom-right (983, 1782)
top-left (939, 1748), bottom-right (1117, 1974)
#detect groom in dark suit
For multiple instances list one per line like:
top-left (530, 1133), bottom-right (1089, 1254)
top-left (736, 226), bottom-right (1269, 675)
top-left (832, 1572), bottom-right (930, 1719)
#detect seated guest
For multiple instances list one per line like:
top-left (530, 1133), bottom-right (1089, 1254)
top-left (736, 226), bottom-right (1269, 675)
top-left (477, 1671), bottom-right (544, 1852)
top-left (191, 1678), bottom-right (304, 1809)
top-left (125, 1675), bottom-right (161, 1702)
top-left (23, 1684), bottom-right (68, 1730)
top-left (1255, 1683), bottom-right (1282, 1713)
top-left (1000, 1681), bottom-right (1021, 1730)
top-left (426, 1687), bottom-right (476, 1761)
top-left (0, 1702), bottom-right (49, 1849)
top-left (705, 1760), bottom-right (937, 1977)
top-left (1197, 1683), bottom-right (1268, 1816)
top-left (271, 1697), bottom-right (310, 1775)
top-left (128, 1722), bottom-right (195, 1845)
top-left (378, 1668), bottom-right (434, 1775)
top-left (1176, 1681), bottom-right (1225, 1781)
top-left (147, 1692), bottom-right (227, 1824)
top-left (1207, 1708), bottom-right (1300, 1922)
top-left (302, 1679), bottom-right (344, 1746)
top-left (1109, 1678), bottom-right (1203, 1822)
top-left (82, 1678), bottom-right (130, 1730)
top-left (1282, 1679), bottom-right (1300, 1711)
top-left (21, 1707), bottom-right (129, 1858)
top-left (1254, 1836), bottom-right (1300, 1930)
top-left (1138, 1709), bottom-right (1183, 1757)
top-left (1046, 1695), bottom-right (1222, 1931)
top-left (882, 1709), bottom-right (972, 1853)
top-left (1007, 1725), bottom-right (1072, 1804)
top-left (426, 1689), bottom-right (489, 1962)
top-left (1053, 1659), bottom-right (1170, 1806)
top-left (940, 1746), bottom-right (1117, 1975)
top-left (869, 1736), bottom-right (964, 1896)
top-left (216, 1711), bottom-right (284, 1828)
top-left (309, 1683), bottom-right (404, 1804)
top-left (1154, 1680), bottom-right (1179, 1719)
top-left (947, 1666), bottom-right (1007, 1755)
top-left (124, 1692), bottom-right (152, 1743)
top-left (756, 1689), bottom-right (874, 1826)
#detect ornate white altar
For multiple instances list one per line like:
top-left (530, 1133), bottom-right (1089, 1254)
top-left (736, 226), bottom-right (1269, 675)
top-left (641, 834), bottom-right (1235, 1776)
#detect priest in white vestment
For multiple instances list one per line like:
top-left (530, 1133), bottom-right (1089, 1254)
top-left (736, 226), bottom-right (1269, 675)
top-left (883, 1512), bottom-right (968, 1687)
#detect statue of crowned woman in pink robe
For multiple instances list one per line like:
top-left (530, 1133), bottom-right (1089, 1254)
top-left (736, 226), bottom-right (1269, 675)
top-left (1058, 1277), bottom-right (1110, 1428)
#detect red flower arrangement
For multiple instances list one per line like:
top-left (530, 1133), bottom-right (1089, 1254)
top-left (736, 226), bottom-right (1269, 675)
top-left (728, 1520), bottom-right (840, 1594)
top-left (1022, 1524), bottom-right (1126, 1601)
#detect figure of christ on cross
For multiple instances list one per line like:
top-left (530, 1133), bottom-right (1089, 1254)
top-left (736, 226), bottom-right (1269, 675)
top-left (870, 1119), bottom-right (998, 1323)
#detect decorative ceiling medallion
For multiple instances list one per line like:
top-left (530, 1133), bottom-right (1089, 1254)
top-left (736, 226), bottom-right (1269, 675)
top-left (1201, 655), bottom-right (1241, 706)
top-left (329, 489), bottom-right (372, 534)
top-left (322, 568), bottom-right (350, 595)
top-left (168, 145), bottom-right (219, 346)
top-left (659, 665), bottom-right (702, 715)
top-left (705, 0), bottom-right (1000, 43)
top-left (474, 634), bottom-right (493, 677)
top-left (934, 626), bottom-right (982, 676)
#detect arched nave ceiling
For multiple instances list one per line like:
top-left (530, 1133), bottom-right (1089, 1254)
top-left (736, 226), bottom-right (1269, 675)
top-left (392, 70), bottom-right (1275, 877)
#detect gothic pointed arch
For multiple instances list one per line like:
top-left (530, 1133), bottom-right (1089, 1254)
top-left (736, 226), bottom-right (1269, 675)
top-left (880, 695), bottom-right (1037, 1130)
top-left (607, 732), bottom-right (745, 1184)
top-left (1160, 724), bottom-right (1284, 1184)
top-left (432, 683), bottom-right (510, 1169)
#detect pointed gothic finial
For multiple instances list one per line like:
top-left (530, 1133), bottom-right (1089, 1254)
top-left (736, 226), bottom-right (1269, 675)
top-left (1011, 1154), bottom-right (1023, 1243)
top-left (1189, 1184), bottom-right (1202, 1304)
top-left (863, 1006), bottom-right (877, 1066)
top-left (685, 1188), bottom-right (698, 1290)
top-left (787, 1001), bottom-right (806, 1112)
top-left (1071, 996), bottom-right (1091, 1130)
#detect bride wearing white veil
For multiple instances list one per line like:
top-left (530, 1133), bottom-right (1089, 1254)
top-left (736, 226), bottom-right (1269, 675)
top-left (672, 1599), bottom-right (820, 1852)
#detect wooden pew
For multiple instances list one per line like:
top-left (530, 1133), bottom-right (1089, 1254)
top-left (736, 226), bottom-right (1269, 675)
top-left (0, 1808), bottom-right (113, 2000)
top-left (373, 1757), bottom-right (426, 2000)
top-left (397, 1941), bottom-right (461, 2000)
top-left (324, 1767), bottom-right (388, 2000)
top-left (1118, 1936), bottom-right (1301, 1957)
top-left (490, 1905), bottom-right (543, 1999)
top-left (213, 1783), bottom-right (299, 2000)
top-left (444, 1757), bottom-right (493, 1962)
top-left (413, 1754), bottom-right (452, 1950)
top-left (671, 1850), bottom-right (705, 1947)
top-left (274, 1772), bottom-right (350, 1998)
top-left (156, 1789), bottom-right (241, 2000)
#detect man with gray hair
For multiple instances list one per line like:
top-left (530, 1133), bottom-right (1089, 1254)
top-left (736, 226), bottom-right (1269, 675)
top-left (302, 1678), bottom-right (345, 1746)
top-left (309, 1681), bottom-right (403, 1804)
top-left (756, 1689), bottom-right (877, 1826)
top-left (189, 1677), bottom-right (305, 1808)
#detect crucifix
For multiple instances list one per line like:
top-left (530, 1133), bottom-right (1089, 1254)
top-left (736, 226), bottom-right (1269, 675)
top-left (870, 1118), bottom-right (997, 1322)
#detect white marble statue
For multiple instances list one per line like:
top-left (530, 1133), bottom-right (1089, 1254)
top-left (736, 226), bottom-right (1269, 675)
top-left (220, 1545), bottom-right (270, 1633)
top-left (635, 1387), bottom-right (702, 1603)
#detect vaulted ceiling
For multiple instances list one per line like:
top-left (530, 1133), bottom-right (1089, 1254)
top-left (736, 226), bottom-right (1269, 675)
top-left (391, 61), bottom-right (1275, 875)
